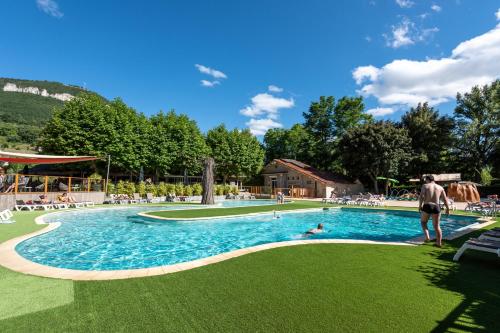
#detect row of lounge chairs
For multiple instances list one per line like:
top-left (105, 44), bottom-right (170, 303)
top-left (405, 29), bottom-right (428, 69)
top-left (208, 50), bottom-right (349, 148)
top-left (464, 201), bottom-right (497, 216)
top-left (454, 228), bottom-right (500, 261)
top-left (323, 194), bottom-right (386, 207)
top-left (107, 193), bottom-right (161, 204)
top-left (14, 200), bottom-right (94, 211)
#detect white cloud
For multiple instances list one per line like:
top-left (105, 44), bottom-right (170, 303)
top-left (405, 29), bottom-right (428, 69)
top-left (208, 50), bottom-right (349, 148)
top-left (200, 80), bottom-right (220, 87)
top-left (246, 118), bottom-right (283, 136)
top-left (353, 22), bottom-right (500, 108)
top-left (353, 65), bottom-right (380, 84)
top-left (240, 93), bottom-right (294, 119)
top-left (395, 0), bottom-right (414, 8)
top-left (268, 85), bottom-right (283, 93)
top-left (36, 0), bottom-right (63, 18)
top-left (194, 64), bottom-right (227, 79)
top-left (419, 13), bottom-right (430, 19)
top-left (365, 36), bottom-right (372, 42)
top-left (431, 4), bottom-right (442, 12)
top-left (384, 18), bottom-right (438, 48)
top-left (496, 8), bottom-right (500, 20)
top-left (366, 107), bottom-right (396, 117)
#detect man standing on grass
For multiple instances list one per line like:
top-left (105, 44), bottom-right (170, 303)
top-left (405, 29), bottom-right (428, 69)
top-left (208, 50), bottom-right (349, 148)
top-left (419, 175), bottom-right (450, 247)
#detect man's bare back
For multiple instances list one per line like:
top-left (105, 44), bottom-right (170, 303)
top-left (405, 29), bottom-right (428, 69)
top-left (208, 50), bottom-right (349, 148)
top-left (420, 182), bottom-right (445, 205)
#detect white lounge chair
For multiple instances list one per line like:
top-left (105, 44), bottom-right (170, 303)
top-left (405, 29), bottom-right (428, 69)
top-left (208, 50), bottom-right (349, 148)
top-left (0, 209), bottom-right (15, 224)
top-left (453, 237), bottom-right (500, 261)
top-left (146, 193), bottom-right (160, 203)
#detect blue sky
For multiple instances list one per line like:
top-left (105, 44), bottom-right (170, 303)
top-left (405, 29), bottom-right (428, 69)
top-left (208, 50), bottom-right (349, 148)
top-left (2, 0), bottom-right (500, 135)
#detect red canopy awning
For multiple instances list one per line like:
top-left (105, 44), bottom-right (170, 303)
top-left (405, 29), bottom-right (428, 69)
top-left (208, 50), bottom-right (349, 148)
top-left (0, 151), bottom-right (101, 164)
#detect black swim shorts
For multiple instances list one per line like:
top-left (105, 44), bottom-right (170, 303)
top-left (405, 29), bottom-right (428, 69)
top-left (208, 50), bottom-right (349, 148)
top-left (422, 203), bottom-right (441, 214)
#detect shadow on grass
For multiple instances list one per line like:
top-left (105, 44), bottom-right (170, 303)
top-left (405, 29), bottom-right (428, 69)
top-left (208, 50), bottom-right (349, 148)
top-left (417, 227), bottom-right (500, 333)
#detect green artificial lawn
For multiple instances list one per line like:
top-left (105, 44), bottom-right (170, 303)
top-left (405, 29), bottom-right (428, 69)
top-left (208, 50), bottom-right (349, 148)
top-left (145, 201), bottom-right (327, 219)
top-left (0, 204), bottom-right (499, 332)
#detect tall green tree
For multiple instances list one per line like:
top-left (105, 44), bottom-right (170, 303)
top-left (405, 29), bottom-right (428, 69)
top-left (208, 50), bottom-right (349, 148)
top-left (39, 94), bottom-right (145, 173)
top-left (303, 96), bottom-right (335, 169)
top-left (339, 121), bottom-right (412, 193)
top-left (401, 102), bottom-right (455, 177)
top-left (227, 128), bottom-right (265, 181)
top-left (263, 128), bottom-right (288, 163)
top-left (454, 80), bottom-right (500, 180)
top-left (332, 96), bottom-right (372, 138)
top-left (206, 124), bottom-right (232, 181)
top-left (151, 110), bottom-right (209, 175)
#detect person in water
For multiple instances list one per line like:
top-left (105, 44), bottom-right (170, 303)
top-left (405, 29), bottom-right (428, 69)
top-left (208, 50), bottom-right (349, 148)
top-left (419, 175), bottom-right (450, 248)
top-left (305, 223), bottom-right (324, 235)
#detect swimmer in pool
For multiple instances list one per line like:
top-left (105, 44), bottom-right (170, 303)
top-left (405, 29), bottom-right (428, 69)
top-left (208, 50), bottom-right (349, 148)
top-left (305, 223), bottom-right (324, 235)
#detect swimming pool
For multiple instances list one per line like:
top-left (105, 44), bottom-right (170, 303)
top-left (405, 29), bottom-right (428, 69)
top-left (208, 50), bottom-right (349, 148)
top-left (16, 205), bottom-right (479, 271)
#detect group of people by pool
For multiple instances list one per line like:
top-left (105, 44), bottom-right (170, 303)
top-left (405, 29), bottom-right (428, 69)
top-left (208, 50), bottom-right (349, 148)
top-left (39, 192), bottom-right (77, 204)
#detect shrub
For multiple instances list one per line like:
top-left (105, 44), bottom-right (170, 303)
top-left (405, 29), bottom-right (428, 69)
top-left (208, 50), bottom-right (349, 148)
top-left (166, 183), bottom-right (176, 195)
top-left (157, 182), bottom-right (167, 196)
top-left (230, 185), bottom-right (239, 195)
top-left (136, 181), bottom-right (146, 196)
top-left (479, 165), bottom-right (494, 186)
top-left (192, 183), bottom-right (202, 196)
top-left (184, 185), bottom-right (193, 196)
top-left (116, 180), bottom-right (126, 194)
top-left (145, 183), bottom-right (157, 196)
top-left (175, 183), bottom-right (184, 196)
top-left (106, 182), bottom-right (115, 195)
top-left (215, 184), bottom-right (224, 196)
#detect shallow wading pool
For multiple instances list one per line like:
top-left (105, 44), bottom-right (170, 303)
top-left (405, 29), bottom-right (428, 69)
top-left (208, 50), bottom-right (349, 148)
top-left (16, 203), bottom-right (479, 270)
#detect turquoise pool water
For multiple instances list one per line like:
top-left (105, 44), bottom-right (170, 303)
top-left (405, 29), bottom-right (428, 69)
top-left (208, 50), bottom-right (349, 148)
top-left (16, 204), bottom-right (479, 271)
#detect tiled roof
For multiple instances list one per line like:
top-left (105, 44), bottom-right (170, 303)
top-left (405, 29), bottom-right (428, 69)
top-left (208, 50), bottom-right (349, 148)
top-left (272, 159), bottom-right (356, 184)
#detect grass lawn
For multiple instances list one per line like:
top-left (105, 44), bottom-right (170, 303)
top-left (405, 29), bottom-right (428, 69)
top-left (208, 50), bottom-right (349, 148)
top-left (0, 204), bottom-right (499, 332)
top-left (145, 200), bottom-right (327, 219)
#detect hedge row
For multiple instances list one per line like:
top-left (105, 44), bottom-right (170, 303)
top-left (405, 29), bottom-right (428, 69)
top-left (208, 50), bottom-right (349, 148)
top-left (107, 181), bottom-right (239, 197)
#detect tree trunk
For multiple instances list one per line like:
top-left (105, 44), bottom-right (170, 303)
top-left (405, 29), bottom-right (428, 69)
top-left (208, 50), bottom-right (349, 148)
top-left (369, 174), bottom-right (379, 194)
top-left (201, 157), bottom-right (215, 205)
top-left (385, 180), bottom-right (389, 196)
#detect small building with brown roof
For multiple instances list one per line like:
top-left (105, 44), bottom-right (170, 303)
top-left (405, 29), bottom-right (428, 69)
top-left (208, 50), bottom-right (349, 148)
top-left (261, 159), bottom-right (364, 198)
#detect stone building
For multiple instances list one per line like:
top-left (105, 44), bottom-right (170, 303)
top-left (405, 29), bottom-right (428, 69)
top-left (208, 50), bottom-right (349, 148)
top-left (261, 159), bottom-right (364, 198)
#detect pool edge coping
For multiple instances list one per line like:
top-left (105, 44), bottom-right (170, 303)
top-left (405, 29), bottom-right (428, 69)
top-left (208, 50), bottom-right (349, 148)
top-left (0, 208), bottom-right (494, 281)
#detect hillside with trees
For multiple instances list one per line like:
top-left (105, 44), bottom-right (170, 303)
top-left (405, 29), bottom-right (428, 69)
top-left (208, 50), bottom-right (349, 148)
top-left (0, 78), bottom-right (100, 149)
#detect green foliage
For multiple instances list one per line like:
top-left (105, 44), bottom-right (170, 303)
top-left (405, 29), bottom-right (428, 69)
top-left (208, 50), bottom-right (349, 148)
top-left (125, 181), bottom-right (136, 196)
top-left (215, 184), bottom-right (224, 196)
top-left (106, 182), bottom-right (115, 195)
top-left (184, 185), bottom-right (193, 196)
top-left (263, 124), bottom-right (310, 163)
top-left (115, 180), bottom-right (126, 195)
top-left (401, 102), bottom-right (455, 177)
top-left (454, 80), bottom-right (500, 180)
top-left (150, 111), bottom-right (209, 175)
top-left (165, 183), bottom-right (176, 195)
top-left (145, 183), bottom-right (157, 196)
top-left (230, 185), bottom-right (239, 195)
top-left (157, 182), bottom-right (167, 196)
top-left (174, 183), bottom-right (184, 196)
top-left (136, 181), bottom-right (146, 196)
top-left (206, 125), bottom-right (265, 181)
top-left (479, 166), bottom-right (494, 186)
top-left (339, 121), bottom-right (412, 193)
top-left (302, 96), bottom-right (372, 172)
top-left (192, 183), bottom-right (202, 196)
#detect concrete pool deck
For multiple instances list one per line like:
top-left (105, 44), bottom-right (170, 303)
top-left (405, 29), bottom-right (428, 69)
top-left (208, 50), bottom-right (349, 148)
top-left (0, 207), bottom-right (494, 281)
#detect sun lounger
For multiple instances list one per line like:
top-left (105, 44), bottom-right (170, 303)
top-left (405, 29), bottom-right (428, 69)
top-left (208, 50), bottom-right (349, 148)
top-left (132, 193), bottom-right (147, 204)
top-left (453, 238), bottom-right (500, 261)
top-left (68, 202), bottom-right (86, 208)
top-left (15, 200), bottom-right (34, 211)
top-left (478, 229), bottom-right (500, 242)
top-left (146, 193), bottom-right (160, 203)
top-left (0, 209), bottom-right (15, 224)
top-left (53, 203), bottom-right (69, 209)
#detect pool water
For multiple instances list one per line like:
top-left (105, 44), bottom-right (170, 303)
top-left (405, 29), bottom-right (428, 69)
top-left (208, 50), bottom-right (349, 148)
top-left (16, 204), bottom-right (479, 271)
